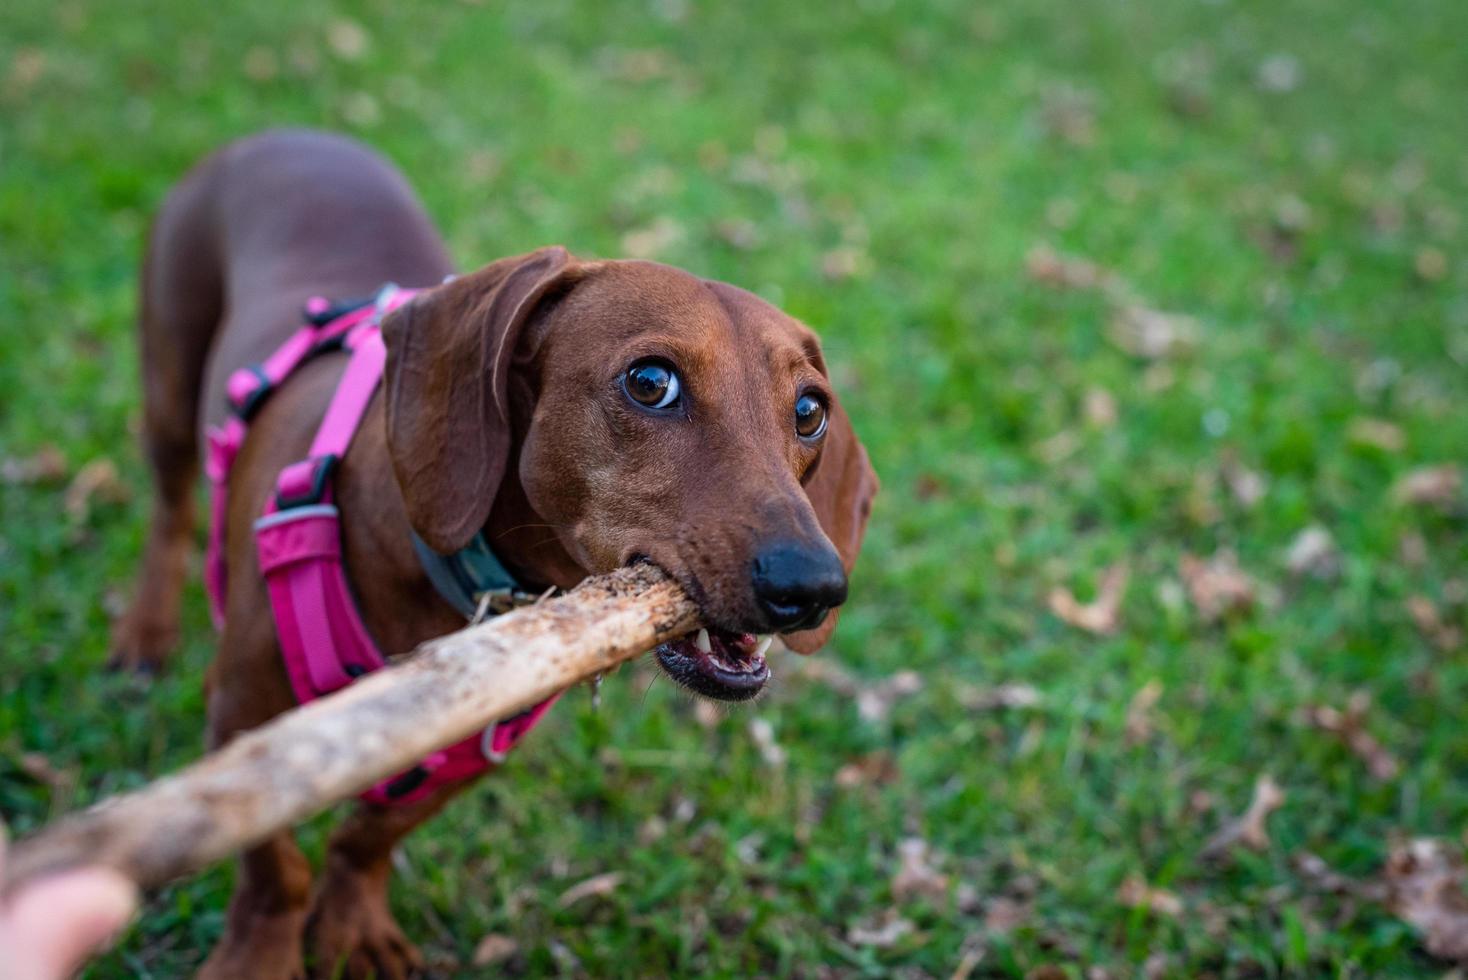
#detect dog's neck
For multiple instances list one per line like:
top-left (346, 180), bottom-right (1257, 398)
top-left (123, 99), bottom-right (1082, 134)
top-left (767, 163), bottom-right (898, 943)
top-left (481, 467), bottom-right (588, 593)
top-left (337, 396), bottom-right (586, 653)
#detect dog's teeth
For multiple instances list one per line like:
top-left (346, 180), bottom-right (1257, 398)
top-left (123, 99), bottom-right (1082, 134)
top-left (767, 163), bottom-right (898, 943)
top-left (754, 634), bottom-right (773, 658)
top-left (695, 628), bottom-right (712, 653)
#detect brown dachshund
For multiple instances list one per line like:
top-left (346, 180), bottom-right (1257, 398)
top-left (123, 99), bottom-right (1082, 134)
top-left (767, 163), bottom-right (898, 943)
top-left (108, 129), bottom-right (876, 979)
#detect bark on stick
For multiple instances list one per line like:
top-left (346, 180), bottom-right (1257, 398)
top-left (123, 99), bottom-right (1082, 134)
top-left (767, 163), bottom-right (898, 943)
top-left (3, 565), bottom-right (698, 894)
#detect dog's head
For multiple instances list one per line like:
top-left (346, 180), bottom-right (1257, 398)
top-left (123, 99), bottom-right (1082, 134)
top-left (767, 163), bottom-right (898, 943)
top-left (382, 247), bottom-right (877, 700)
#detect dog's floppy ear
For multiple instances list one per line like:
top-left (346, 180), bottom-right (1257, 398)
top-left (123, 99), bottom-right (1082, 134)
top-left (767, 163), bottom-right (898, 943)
top-left (783, 386), bottom-right (879, 655)
top-left (382, 246), bottom-right (573, 553)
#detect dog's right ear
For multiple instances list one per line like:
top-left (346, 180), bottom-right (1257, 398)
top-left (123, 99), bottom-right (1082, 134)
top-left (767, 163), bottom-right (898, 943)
top-left (381, 246), bottom-right (574, 553)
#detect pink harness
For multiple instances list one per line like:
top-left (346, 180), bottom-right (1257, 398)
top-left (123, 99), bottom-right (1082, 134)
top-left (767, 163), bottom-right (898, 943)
top-left (204, 286), bottom-right (557, 806)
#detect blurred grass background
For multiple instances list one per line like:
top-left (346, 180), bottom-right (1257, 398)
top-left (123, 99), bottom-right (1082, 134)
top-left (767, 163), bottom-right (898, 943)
top-left (3, 0), bottom-right (1467, 975)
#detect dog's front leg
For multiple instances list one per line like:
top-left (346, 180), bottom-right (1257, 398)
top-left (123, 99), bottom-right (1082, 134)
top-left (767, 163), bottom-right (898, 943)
top-left (196, 832), bottom-right (312, 980)
top-left (305, 780), bottom-right (479, 980)
top-left (197, 615), bottom-right (313, 979)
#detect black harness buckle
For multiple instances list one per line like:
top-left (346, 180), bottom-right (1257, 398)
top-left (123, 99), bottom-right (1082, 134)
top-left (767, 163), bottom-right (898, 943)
top-left (231, 364), bottom-right (275, 421)
top-left (274, 453), bottom-right (340, 510)
top-left (303, 295), bottom-right (375, 327)
top-left (383, 765), bottom-right (431, 800)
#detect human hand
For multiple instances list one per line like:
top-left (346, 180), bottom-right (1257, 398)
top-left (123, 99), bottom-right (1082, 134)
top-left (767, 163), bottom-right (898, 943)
top-left (0, 827), bottom-right (137, 980)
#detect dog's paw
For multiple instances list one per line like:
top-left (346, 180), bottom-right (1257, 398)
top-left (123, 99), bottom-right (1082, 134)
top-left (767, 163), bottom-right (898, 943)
top-left (106, 614), bottom-right (175, 675)
top-left (197, 910), bottom-right (306, 980)
top-left (307, 871), bottom-right (424, 980)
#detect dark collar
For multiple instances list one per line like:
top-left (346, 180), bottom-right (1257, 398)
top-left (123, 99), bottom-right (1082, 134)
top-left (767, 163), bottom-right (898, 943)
top-left (411, 529), bottom-right (530, 620)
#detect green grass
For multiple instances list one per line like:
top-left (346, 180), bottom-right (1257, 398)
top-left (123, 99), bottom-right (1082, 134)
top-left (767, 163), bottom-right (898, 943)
top-left (3, 0), bottom-right (1467, 975)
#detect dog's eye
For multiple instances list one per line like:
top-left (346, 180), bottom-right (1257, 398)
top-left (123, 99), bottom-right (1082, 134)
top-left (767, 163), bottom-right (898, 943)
top-left (795, 392), bottom-right (828, 440)
top-left (624, 360), bottom-right (681, 410)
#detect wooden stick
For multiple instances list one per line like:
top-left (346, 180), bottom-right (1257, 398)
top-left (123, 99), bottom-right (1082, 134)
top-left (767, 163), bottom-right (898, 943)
top-left (3, 565), bottom-right (698, 895)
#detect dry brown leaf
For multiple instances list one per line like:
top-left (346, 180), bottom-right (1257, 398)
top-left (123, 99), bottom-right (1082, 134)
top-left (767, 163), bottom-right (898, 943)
top-left (950, 943), bottom-right (986, 980)
top-left (914, 473), bottom-right (947, 501)
top-left (1141, 362), bottom-right (1176, 393)
top-left (821, 247), bottom-right (868, 282)
top-left (1047, 563), bottom-right (1128, 635)
top-left (1116, 875), bottom-right (1183, 918)
top-left (556, 871), bottom-right (623, 908)
top-left (464, 149), bottom-right (502, 185)
top-left (1083, 387), bottom-right (1118, 428)
top-left (693, 699), bottom-right (722, 729)
top-left (1184, 469), bottom-right (1223, 526)
top-left (1, 444), bottom-right (67, 485)
top-left (17, 751), bottom-right (76, 792)
top-left (734, 832), bottom-right (764, 866)
top-left (713, 218), bottom-right (759, 251)
top-left (1039, 85), bottom-right (1097, 146)
top-left (63, 458), bottom-right (127, 520)
top-left (621, 216), bottom-right (684, 259)
top-left (1201, 774), bottom-right (1285, 860)
top-left (1107, 304), bottom-right (1200, 360)
top-left (1180, 551), bottom-right (1255, 622)
top-left (1221, 453), bottom-right (1268, 508)
top-left (1294, 851), bottom-right (1379, 898)
top-left (546, 938), bottom-right (582, 974)
top-left (1187, 789), bottom-right (1216, 818)
top-left (976, 875), bottom-right (1041, 942)
top-left (857, 670), bottom-right (924, 723)
top-left (1399, 531), bottom-right (1429, 567)
top-left (1256, 53), bottom-right (1302, 93)
top-left (1285, 525), bottom-right (1341, 580)
top-left (1143, 954), bottom-right (1176, 980)
top-left (1385, 838), bottom-right (1468, 962)
top-left (325, 19), bottom-right (370, 61)
top-left (847, 912), bottom-right (914, 947)
top-left (1025, 244), bottom-right (1116, 292)
top-left (1271, 194), bottom-right (1312, 236)
top-left (1045, 197), bottom-right (1079, 229)
top-left (340, 91), bottom-right (380, 128)
top-left (603, 47), bottom-right (676, 83)
top-left (637, 815), bottom-right (667, 844)
top-left (242, 46), bottom-right (278, 82)
top-left (1032, 429), bottom-right (1080, 465)
top-left (892, 837), bottom-right (949, 903)
top-left (983, 895), bottom-right (1034, 935)
top-left (5, 48), bottom-right (47, 98)
top-left (1393, 465), bottom-right (1462, 510)
top-left (1124, 679), bottom-right (1163, 744)
top-left (1295, 840), bottom-right (1468, 963)
top-left (1414, 247), bottom-right (1449, 283)
top-left (1406, 596), bottom-right (1463, 652)
top-left (1347, 417), bottom-right (1406, 452)
top-left (1303, 692), bottom-right (1400, 781)
top-left (471, 933), bottom-right (519, 967)
top-left (957, 682), bottom-right (1041, 711)
top-left (746, 717), bottom-right (786, 769)
top-left (834, 752), bottom-right (900, 789)
top-left (794, 660), bottom-right (923, 722)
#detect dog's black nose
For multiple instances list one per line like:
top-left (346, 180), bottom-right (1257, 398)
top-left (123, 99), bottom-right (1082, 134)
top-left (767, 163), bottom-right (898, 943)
top-left (752, 541), bottom-right (848, 632)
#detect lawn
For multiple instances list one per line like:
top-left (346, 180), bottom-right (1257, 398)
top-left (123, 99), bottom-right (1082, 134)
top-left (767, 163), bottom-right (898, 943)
top-left (3, 0), bottom-right (1467, 975)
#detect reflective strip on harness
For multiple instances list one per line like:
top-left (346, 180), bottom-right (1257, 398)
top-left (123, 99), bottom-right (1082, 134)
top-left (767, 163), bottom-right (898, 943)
top-left (255, 504), bottom-right (382, 699)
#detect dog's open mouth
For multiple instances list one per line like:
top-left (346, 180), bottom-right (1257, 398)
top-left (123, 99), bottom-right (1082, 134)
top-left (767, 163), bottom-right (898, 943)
top-left (656, 627), bottom-right (772, 701)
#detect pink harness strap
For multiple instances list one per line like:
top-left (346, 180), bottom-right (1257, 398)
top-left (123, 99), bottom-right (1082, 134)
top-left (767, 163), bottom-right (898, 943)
top-left (204, 304), bottom-right (377, 625)
top-left (205, 286), bottom-right (558, 807)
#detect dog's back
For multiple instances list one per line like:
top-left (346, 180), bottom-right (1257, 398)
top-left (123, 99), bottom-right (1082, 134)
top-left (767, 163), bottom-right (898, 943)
top-left (147, 129), bottom-right (454, 435)
top-left (111, 129), bottom-right (453, 673)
